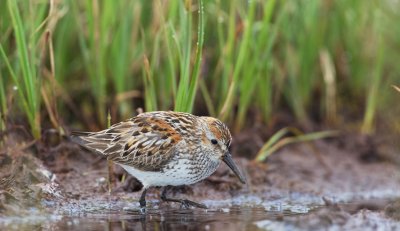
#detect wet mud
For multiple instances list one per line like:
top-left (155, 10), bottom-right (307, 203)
top-left (1, 134), bottom-right (400, 230)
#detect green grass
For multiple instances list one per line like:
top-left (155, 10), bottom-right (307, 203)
top-left (1, 0), bottom-right (399, 145)
top-left (1, 0), bottom-right (48, 138)
top-left (169, 0), bottom-right (204, 113)
top-left (0, 70), bottom-right (6, 132)
top-left (254, 127), bottom-right (339, 162)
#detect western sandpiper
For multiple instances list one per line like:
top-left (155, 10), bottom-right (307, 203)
top-left (71, 111), bottom-right (246, 209)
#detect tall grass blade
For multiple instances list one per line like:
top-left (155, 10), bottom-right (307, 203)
top-left (0, 72), bottom-right (6, 131)
top-left (361, 9), bottom-right (385, 134)
top-left (219, 0), bottom-right (256, 121)
top-left (174, 0), bottom-right (204, 113)
top-left (4, 0), bottom-right (44, 138)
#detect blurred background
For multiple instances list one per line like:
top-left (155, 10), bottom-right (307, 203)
top-left (1, 0), bottom-right (400, 148)
top-left (2, 1), bottom-right (400, 229)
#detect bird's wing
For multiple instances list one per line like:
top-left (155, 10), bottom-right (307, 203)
top-left (71, 113), bottom-right (184, 171)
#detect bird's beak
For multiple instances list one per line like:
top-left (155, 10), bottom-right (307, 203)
top-left (222, 153), bottom-right (247, 184)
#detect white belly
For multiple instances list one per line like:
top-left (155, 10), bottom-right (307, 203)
top-left (119, 158), bottom-right (220, 188)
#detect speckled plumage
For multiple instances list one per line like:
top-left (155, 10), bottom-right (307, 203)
top-left (71, 111), bottom-right (245, 209)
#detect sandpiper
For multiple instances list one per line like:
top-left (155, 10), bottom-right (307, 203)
top-left (71, 111), bottom-right (246, 209)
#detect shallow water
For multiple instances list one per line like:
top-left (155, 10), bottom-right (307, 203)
top-left (68, 207), bottom-right (282, 230)
top-left (1, 187), bottom-right (399, 231)
top-left (3, 199), bottom-right (399, 231)
top-left (2, 206), bottom-right (298, 231)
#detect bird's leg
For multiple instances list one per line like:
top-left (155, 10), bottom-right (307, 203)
top-left (160, 186), bottom-right (207, 209)
top-left (139, 188), bottom-right (147, 208)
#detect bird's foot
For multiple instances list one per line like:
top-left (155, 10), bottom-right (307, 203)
top-left (162, 197), bottom-right (207, 209)
top-left (179, 199), bottom-right (207, 209)
top-left (139, 206), bottom-right (146, 214)
top-left (160, 186), bottom-right (207, 209)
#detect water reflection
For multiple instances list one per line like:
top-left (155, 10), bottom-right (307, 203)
top-left (53, 206), bottom-right (284, 231)
top-left (2, 200), bottom-right (396, 230)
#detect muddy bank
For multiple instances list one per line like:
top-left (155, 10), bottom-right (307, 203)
top-left (1, 134), bottom-right (400, 230)
top-left (50, 135), bottom-right (400, 203)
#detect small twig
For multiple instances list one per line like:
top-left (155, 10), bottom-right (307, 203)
top-left (392, 85), bottom-right (400, 93)
top-left (107, 110), bottom-right (114, 194)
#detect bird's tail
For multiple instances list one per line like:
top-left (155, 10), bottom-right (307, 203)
top-left (70, 131), bottom-right (93, 146)
top-left (70, 130), bottom-right (113, 155)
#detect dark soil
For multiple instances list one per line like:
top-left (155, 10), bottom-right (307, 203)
top-left (1, 132), bottom-right (400, 230)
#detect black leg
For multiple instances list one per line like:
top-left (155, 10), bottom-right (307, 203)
top-left (160, 187), bottom-right (207, 209)
top-left (139, 188), bottom-right (147, 208)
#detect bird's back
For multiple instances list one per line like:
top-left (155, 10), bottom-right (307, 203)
top-left (71, 111), bottom-right (198, 171)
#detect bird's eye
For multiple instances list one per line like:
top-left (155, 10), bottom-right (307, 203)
top-left (211, 139), bottom-right (218, 145)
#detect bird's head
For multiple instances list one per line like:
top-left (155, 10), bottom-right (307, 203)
top-left (200, 116), bottom-right (247, 184)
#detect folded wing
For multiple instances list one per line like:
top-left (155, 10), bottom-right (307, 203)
top-left (71, 113), bottom-right (183, 171)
